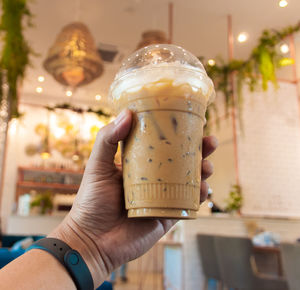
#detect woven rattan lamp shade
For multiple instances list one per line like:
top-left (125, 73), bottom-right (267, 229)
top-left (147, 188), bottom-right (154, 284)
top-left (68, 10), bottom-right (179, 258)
top-left (136, 30), bottom-right (169, 49)
top-left (43, 22), bottom-right (103, 88)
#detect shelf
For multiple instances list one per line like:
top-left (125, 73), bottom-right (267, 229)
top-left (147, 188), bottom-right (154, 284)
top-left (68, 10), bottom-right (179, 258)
top-left (17, 181), bottom-right (80, 191)
top-left (18, 166), bottom-right (84, 175)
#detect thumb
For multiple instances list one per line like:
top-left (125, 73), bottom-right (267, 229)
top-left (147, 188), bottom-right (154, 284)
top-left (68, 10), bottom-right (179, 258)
top-left (86, 109), bottom-right (132, 172)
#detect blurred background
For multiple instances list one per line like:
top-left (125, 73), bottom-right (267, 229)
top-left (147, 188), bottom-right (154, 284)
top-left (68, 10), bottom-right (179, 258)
top-left (1, 0), bottom-right (300, 289)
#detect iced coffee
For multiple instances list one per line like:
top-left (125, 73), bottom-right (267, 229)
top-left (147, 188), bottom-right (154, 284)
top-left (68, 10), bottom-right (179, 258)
top-left (110, 45), bottom-right (215, 219)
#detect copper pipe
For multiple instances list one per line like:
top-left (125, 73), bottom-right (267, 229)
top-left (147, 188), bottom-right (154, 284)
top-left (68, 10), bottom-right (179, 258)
top-left (168, 2), bottom-right (173, 44)
top-left (289, 35), bottom-right (298, 82)
top-left (0, 81), bottom-right (11, 220)
top-left (227, 15), bottom-right (240, 186)
top-left (276, 77), bottom-right (297, 84)
top-left (0, 123), bottom-right (9, 217)
top-left (289, 35), bottom-right (300, 126)
top-left (227, 15), bottom-right (234, 60)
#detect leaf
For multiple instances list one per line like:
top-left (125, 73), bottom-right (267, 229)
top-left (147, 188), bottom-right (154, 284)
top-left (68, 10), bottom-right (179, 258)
top-left (0, 0), bottom-right (34, 119)
top-left (279, 57), bottom-right (295, 66)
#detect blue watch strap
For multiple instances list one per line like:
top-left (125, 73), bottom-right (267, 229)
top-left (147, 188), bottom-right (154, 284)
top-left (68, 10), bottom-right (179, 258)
top-left (27, 238), bottom-right (94, 290)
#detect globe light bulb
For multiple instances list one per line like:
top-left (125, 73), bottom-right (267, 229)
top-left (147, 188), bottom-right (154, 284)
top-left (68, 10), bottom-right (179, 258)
top-left (280, 43), bottom-right (289, 54)
top-left (66, 90), bottom-right (73, 97)
top-left (36, 87), bottom-right (43, 93)
top-left (208, 59), bottom-right (216, 66)
top-left (237, 32), bottom-right (248, 43)
top-left (279, 0), bottom-right (288, 8)
top-left (38, 76), bottom-right (45, 82)
top-left (95, 94), bottom-right (102, 101)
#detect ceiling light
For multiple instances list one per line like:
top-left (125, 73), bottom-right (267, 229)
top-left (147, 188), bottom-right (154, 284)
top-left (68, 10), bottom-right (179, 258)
top-left (95, 94), bottom-right (102, 101)
top-left (43, 22), bottom-right (103, 88)
top-left (280, 43), bottom-right (289, 54)
top-left (36, 87), bottom-right (43, 93)
top-left (41, 151), bottom-right (51, 160)
top-left (207, 59), bottom-right (216, 66)
top-left (72, 154), bottom-right (80, 161)
top-left (136, 30), bottom-right (168, 50)
top-left (66, 90), bottom-right (73, 97)
top-left (279, 0), bottom-right (288, 8)
top-left (237, 32), bottom-right (248, 43)
top-left (38, 76), bottom-right (45, 82)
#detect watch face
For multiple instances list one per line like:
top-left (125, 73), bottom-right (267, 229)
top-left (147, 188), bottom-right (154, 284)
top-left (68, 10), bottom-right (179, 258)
top-left (66, 251), bottom-right (79, 265)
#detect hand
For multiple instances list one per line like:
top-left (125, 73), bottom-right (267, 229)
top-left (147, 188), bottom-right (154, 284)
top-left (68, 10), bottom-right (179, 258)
top-left (50, 109), bottom-right (218, 287)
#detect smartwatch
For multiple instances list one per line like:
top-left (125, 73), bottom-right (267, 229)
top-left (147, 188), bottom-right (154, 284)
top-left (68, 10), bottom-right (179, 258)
top-left (27, 238), bottom-right (94, 290)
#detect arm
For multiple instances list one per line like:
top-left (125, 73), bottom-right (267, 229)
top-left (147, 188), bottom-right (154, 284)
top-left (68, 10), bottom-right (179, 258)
top-left (0, 250), bottom-right (76, 290)
top-left (0, 109), bottom-right (218, 289)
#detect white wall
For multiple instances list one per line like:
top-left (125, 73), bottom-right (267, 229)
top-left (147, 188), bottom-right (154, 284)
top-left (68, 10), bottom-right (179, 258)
top-left (207, 114), bottom-right (236, 209)
top-left (206, 80), bottom-right (300, 218)
top-left (237, 82), bottom-right (300, 217)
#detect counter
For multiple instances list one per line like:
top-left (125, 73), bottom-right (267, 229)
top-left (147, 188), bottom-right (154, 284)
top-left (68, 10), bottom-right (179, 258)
top-left (6, 215), bottom-right (64, 235)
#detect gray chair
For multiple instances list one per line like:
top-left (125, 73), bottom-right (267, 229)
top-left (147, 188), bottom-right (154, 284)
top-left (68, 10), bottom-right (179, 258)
top-left (280, 242), bottom-right (300, 290)
top-left (214, 236), bottom-right (288, 290)
top-left (197, 234), bottom-right (223, 290)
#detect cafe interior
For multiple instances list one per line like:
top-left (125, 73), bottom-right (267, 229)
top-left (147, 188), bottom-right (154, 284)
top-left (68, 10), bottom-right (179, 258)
top-left (1, 0), bottom-right (300, 289)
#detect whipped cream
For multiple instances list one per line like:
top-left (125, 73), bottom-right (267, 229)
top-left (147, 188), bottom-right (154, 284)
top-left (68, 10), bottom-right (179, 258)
top-left (110, 62), bottom-right (215, 104)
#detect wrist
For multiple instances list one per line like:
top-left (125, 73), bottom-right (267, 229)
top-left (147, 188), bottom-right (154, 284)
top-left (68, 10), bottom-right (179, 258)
top-left (48, 215), bottom-right (108, 288)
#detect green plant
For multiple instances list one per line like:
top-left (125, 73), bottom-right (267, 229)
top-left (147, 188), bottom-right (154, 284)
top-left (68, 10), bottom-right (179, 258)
top-left (0, 0), bottom-right (33, 118)
top-left (30, 192), bottom-right (53, 215)
top-left (225, 184), bottom-right (243, 213)
top-left (203, 22), bottom-right (300, 130)
top-left (46, 103), bottom-right (111, 118)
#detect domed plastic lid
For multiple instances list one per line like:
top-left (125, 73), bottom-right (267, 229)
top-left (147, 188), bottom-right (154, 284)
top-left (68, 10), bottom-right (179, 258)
top-left (118, 44), bottom-right (206, 77)
top-left (110, 44), bottom-right (214, 103)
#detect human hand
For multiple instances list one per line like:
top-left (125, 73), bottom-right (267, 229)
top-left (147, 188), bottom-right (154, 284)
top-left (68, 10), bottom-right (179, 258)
top-left (50, 109), bottom-right (218, 287)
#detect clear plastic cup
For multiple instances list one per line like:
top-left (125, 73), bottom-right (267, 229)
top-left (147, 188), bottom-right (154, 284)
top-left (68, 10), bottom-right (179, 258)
top-left (109, 44), bottom-right (215, 219)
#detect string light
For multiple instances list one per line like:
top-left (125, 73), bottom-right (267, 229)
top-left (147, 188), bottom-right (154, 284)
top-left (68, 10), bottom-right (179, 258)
top-left (38, 76), bottom-right (45, 82)
top-left (95, 94), bottom-right (102, 101)
top-left (66, 90), bottom-right (73, 97)
top-left (279, 0), bottom-right (288, 8)
top-left (53, 127), bottom-right (66, 139)
top-left (36, 87), bottom-right (43, 93)
top-left (9, 118), bottom-right (18, 135)
top-left (207, 59), bottom-right (216, 66)
top-left (237, 32), bottom-right (248, 43)
top-left (280, 43), bottom-right (289, 54)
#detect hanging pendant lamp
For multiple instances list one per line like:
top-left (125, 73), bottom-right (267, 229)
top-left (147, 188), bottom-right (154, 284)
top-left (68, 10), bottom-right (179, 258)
top-left (43, 22), bottom-right (103, 88)
top-left (136, 30), bottom-right (169, 49)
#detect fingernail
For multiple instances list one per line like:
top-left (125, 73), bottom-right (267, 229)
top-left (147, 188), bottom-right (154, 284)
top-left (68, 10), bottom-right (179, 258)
top-left (211, 136), bottom-right (219, 148)
top-left (114, 109), bottom-right (128, 126)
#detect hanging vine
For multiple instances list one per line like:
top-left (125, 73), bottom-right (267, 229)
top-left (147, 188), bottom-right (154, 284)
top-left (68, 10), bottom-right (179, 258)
top-left (46, 103), bottom-right (111, 118)
top-left (0, 0), bottom-right (33, 118)
top-left (203, 22), bottom-right (300, 128)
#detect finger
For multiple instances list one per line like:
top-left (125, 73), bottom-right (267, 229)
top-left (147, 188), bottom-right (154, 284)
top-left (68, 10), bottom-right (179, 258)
top-left (115, 163), bottom-right (123, 172)
top-left (201, 160), bottom-right (214, 180)
top-left (202, 136), bottom-right (218, 159)
top-left (86, 109), bottom-right (132, 171)
top-left (200, 181), bottom-right (209, 203)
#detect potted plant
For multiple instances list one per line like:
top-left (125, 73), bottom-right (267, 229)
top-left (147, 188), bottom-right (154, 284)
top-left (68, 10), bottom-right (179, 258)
top-left (30, 192), bottom-right (53, 215)
top-left (225, 184), bottom-right (243, 215)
